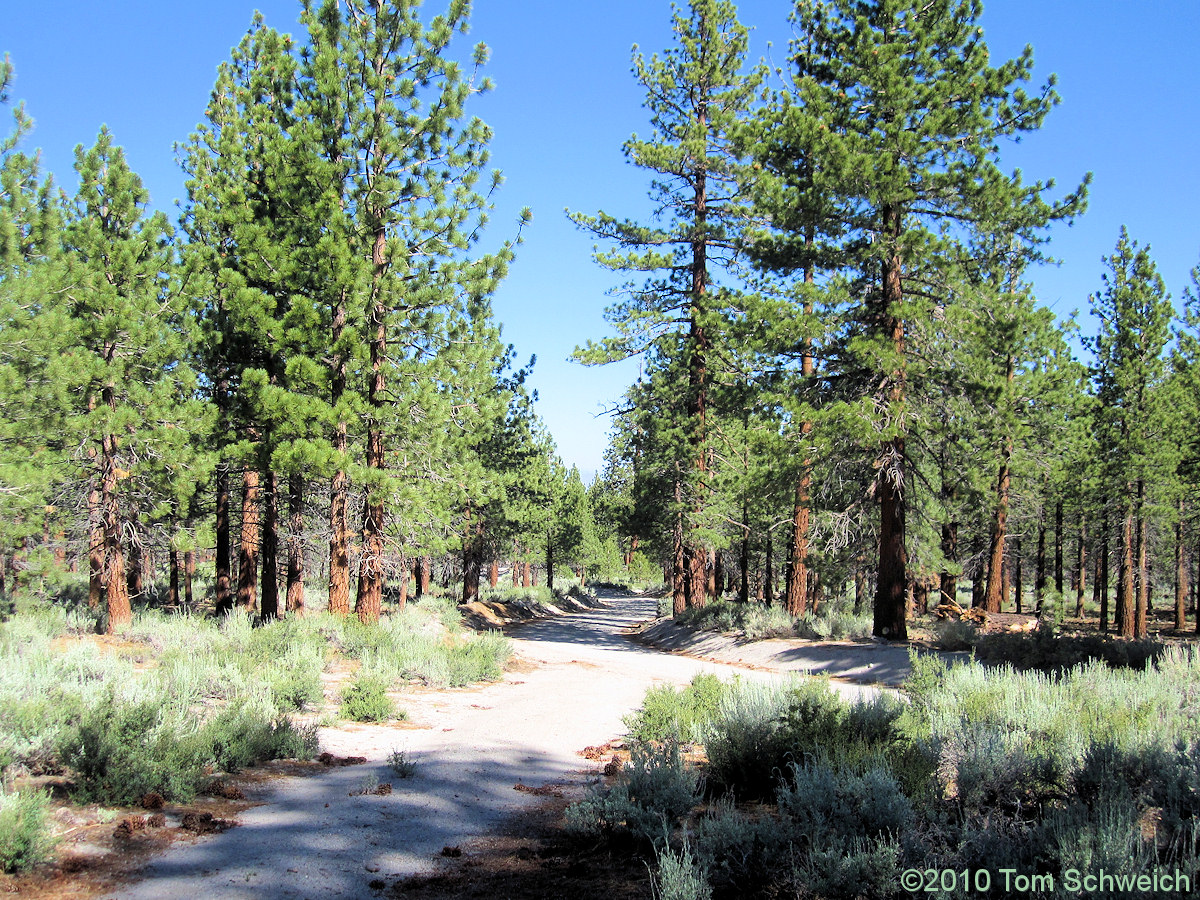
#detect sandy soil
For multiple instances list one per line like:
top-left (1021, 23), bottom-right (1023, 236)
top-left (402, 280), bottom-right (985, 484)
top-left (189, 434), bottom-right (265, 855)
top-left (57, 591), bottom-right (915, 900)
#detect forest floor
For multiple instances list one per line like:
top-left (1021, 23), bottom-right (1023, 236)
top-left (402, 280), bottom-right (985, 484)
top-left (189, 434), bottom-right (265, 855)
top-left (9, 590), bottom-right (1192, 899)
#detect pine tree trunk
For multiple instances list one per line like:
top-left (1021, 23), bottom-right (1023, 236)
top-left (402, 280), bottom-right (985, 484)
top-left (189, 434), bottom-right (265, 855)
top-left (764, 531), bottom-right (774, 606)
top-left (940, 522), bottom-right (958, 607)
top-left (214, 463), bottom-right (233, 615)
top-left (328, 283), bottom-right (351, 617)
top-left (168, 547), bottom-right (180, 608)
top-left (417, 556), bottom-right (430, 597)
top-left (1014, 538), bottom-right (1023, 614)
top-left (786, 251), bottom-right (816, 617)
top-left (238, 467), bottom-right (260, 616)
top-left (1054, 499), bottom-right (1064, 596)
top-left (1195, 527), bottom-right (1200, 635)
top-left (713, 551), bottom-right (724, 602)
top-left (855, 569), bottom-right (868, 615)
top-left (739, 496), bottom-right (750, 604)
top-left (396, 556), bottom-right (408, 610)
top-left (875, 446), bottom-right (907, 637)
top-left (1174, 499), bottom-right (1187, 631)
top-left (673, 484), bottom-right (687, 617)
top-left (1035, 514), bottom-right (1047, 613)
top-left (286, 474), bottom-right (306, 616)
top-left (101, 429), bottom-right (131, 633)
top-left (682, 95), bottom-right (711, 616)
top-left (355, 227), bottom-right (388, 626)
top-left (686, 543), bottom-right (707, 610)
top-left (1117, 505), bottom-right (1135, 637)
top-left (522, 561), bottom-right (531, 589)
top-left (1074, 518), bottom-right (1087, 618)
top-left (872, 206), bottom-right (908, 640)
top-left (1135, 479), bottom-right (1148, 639)
top-left (1096, 527), bottom-right (1109, 632)
top-left (260, 470), bottom-right (279, 621)
top-left (489, 560), bottom-right (499, 589)
top-left (88, 476), bottom-right (103, 611)
top-left (984, 397), bottom-right (1014, 613)
top-left (785, 468), bottom-right (811, 617)
top-left (546, 535), bottom-right (555, 592)
top-left (972, 553), bottom-right (987, 609)
top-left (462, 545), bottom-right (481, 604)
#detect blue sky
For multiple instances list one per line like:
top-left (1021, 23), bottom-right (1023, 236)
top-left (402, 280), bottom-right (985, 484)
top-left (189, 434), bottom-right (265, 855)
top-left (6, 0), bottom-right (1199, 481)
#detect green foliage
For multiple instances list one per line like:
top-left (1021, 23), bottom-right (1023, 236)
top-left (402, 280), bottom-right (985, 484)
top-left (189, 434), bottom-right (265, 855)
top-left (387, 748), bottom-right (417, 779)
top-left (973, 628), bottom-right (1167, 673)
top-left (677, 598), bottom-right (873, 642)
top-left (565, 741), bottom-right (700, 848)
top-left (623, 673), bottom-right (728, 745)
top-left (702, 679), bottom-right (795, 800)
top-left (0, 786), bottom-right (54, 874)
top-left (692, 797), bottom-right (794, 894)
top-left (324, 606), bottom-right (509, 688)
top-left (58, 691), bottom-right (210, 804)
top-left (651, 840), bottom-right (712, 900)
top-left (339, 674), bottom-right (398, 723)
top-left (204, 701), bottom-right (318, 772)
top-left (651, 651), bottom-right (1200, 897)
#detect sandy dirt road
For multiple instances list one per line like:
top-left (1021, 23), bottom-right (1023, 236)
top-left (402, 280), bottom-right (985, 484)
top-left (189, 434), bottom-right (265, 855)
top-left (106, 592), bottom-right (897, 900)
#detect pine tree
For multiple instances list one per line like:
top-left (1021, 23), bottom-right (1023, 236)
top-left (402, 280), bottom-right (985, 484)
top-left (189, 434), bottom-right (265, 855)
top-left (751, 0), bottom-right (1087, 639)
top-left (0, 56), bottom-right (66, 600)
top-left (1087, 228), bottom-right (1174, 638)
top-left (573, 0), bottom-right (764, 614)
top-left (298, 0), bottom-right (521, 624)
top-left (1175, 260), bottom-right (1200, 632)
top-left (42, 130), bottom-right (204, 631)
top-left (182, 16), bottom-right (337, 620)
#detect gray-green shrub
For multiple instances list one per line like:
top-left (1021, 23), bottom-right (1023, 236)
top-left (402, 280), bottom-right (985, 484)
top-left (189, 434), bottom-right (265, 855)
top-left (0, 787), bottom-right (54, 873)
top-left (339, 674), bottom-right (397, 723)
top-left (651, 840), bottom-right (712, 900)
top-left (565, 741), bottom-right (700, 847)
top-left (777, 761), bottom-right (914, 840)
top-left (623, 673), bottom-right (727, 745)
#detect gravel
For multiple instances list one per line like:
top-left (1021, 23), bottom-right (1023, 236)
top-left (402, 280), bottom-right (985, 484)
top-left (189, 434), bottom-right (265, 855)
top-left (106, 591), bottom-right (891, 900)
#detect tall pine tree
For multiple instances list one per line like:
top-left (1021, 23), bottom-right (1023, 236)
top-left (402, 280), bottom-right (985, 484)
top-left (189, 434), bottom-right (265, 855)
top-left (749, 0), bottom-right (1086, 638)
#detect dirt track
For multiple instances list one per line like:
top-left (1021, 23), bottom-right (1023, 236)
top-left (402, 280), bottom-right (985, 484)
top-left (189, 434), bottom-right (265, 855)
top-left (105, 591), bottom-right (900, 900)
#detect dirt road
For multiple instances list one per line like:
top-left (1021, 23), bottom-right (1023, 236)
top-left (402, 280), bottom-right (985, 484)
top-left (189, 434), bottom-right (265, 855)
top-left (106, 592), bottom-right (898, 900)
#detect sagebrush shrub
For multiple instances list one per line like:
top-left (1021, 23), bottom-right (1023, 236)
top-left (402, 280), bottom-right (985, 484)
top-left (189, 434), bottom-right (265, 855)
top-left (652, 840), bottom-right (712, 900)
top-left (703, 680), bottom-right (794, 800)
top-left (565, 741), bottom-right (700, 847)
top-left (340, 674), bottom-right (397, 723)
top-left (777, 761), bottom-right (914, 841)
top-left (624, 673), bottom-right (727, 745)
top-left (0, 787), bottom-right (54, 874)
top-left (57, 691), bottom-right (211, 803)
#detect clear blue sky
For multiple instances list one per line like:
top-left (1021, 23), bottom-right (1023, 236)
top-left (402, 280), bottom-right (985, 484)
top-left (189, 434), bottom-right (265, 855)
top-left (6, 1), bottom-right (1199, 481)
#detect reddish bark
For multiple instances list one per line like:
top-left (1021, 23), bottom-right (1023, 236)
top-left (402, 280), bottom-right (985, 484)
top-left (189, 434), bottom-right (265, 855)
top-left (328, 287), bottom-right (350, 617)
top-left (237, 467), bottom-right (260, 616)
top-left (101, 430), bottom-right (131, 632)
